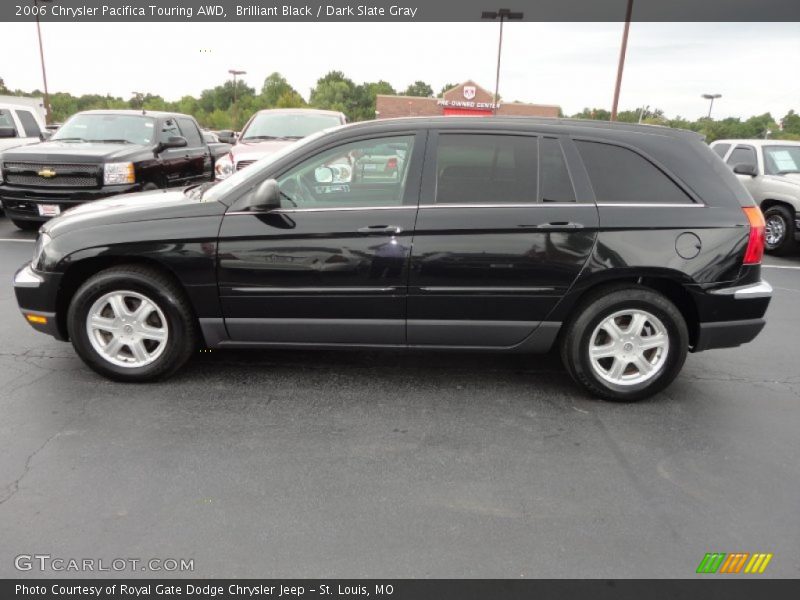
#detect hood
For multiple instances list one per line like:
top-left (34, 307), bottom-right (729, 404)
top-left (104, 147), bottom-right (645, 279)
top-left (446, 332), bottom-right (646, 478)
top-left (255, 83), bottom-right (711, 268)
top-left (44, 188), bottom-right (226, 238)
top-left (230, 139), bottom-right (295, 163)
top-left (0, 140), bottom-right (149, 162)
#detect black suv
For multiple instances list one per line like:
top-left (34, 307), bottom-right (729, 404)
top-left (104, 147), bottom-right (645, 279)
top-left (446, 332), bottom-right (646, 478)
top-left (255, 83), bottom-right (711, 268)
top-left (13, 117), bottom-right (771, 401)
top-left (0, 110), bottom-right (213, 230)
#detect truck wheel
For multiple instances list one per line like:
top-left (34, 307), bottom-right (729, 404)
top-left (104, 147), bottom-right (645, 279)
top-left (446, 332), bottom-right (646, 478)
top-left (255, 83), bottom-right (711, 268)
top-left (763, 205), bottom-right (797, 255)
top-left (66, 266), bottom-right (197, 382)
top-left (11, 219), bottom-right (41, 231)
top-left (560, 285), bottom-right (689, 402)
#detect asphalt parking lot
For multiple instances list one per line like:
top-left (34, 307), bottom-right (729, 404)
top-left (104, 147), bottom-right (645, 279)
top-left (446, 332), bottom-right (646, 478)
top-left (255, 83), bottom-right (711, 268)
top-left (0, 215), bottom-right (798, 579)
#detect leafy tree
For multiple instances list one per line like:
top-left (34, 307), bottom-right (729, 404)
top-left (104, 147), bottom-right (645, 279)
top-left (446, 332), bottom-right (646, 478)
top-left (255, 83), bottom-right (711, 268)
top-left (0, 77), bottom-right (9, 94)
top-left (403, 81), bottom-right (433, 97)
top-left (309, 71), bottom-right (361, 118)
top-left (437, 83), bottom-right (459, 97)
top-left (261, 72), bottom-right (301, 107)
top-left (275, 90), bottom-right (306, 109)
top-left (782, 110), bottom-right (800, 135)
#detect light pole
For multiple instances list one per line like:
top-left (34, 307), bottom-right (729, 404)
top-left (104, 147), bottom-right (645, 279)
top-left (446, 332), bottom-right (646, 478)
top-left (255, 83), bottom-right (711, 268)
top-left (702, 93), bottom-right (722, 119)
top-left (34, 0), bottom-right (53, 124)
top-left (228, 69), bottom-right (246, 105)
top-left (481, 8), bottom-right (523, 116)
top-left (611, 0), bottom-right (634, 121)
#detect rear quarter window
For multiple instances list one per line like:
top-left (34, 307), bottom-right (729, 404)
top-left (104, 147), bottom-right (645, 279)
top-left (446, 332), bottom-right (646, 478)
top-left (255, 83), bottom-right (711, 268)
top-left (576, 140), bottom-right (694, 204)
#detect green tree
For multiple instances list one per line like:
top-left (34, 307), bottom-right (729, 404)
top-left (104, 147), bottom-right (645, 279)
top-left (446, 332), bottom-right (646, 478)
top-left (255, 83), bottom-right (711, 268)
top-left (781, 110), bottom-right (800, 135)
top-left (261, 72), bottom-right (301, 107)
top-left (403, 81), bottom-right (433, 97)
top-left (437, 83), bottom-right (459, 97)
top-left (309, 71), bottom-right (361, 119)
top-left (0, 77), bottom-right (9, 94)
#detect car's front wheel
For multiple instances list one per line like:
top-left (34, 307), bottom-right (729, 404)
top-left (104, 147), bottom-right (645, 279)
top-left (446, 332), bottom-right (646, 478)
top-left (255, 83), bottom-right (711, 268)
top-left (560, 286), bottom-right (689, 402)
top-left (763, 205), bottom-right (797, 255)
top-left (67, 266), bottom-right (197, 382)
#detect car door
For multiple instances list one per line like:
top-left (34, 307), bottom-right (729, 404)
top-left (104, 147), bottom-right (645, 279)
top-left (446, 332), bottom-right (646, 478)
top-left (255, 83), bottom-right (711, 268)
top-left (177, 116), bottom-right (213, 183)
top-left (217, 131), bottom-right (425, 345)
top-left (407, 131), bottom-right (598, 348)
top-left (157, 117), bottom-right (189, 187)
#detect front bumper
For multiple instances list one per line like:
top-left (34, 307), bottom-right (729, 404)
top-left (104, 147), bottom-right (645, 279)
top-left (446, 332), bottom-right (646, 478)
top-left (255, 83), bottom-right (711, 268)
top-left (14, 263), bottom-right (65, 340)
top-left (693, 280), bottom-right (772, 352)
top-left (0, 183), bottom-right (140, 222)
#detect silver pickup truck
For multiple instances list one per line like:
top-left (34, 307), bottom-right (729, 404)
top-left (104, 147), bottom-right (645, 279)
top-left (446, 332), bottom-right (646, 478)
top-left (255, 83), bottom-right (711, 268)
top-left (711, 139), bottom-right (800, 254)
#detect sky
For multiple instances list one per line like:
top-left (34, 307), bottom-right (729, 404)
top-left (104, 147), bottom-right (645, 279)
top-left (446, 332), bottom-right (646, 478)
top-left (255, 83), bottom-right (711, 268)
top-left (0, 21), bottom-right (798, 120)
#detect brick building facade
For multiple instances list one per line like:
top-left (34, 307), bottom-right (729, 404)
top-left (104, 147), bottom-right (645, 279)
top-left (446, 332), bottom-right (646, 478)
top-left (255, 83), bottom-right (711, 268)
top-left (376, 81), bottom-right (560, 119)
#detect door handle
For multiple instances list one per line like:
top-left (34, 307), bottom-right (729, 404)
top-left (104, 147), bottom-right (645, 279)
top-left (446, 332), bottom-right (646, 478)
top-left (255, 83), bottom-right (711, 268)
top-left (538, 222), bottom-right (584, 229)
top-left (357, 225), bottom-right (403, 235)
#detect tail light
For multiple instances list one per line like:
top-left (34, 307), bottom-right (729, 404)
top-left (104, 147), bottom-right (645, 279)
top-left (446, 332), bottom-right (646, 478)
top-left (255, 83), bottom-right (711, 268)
top-left (742, 206), bottom-right (765, 265)
top-left (385, 157), bottom-right (398, 171)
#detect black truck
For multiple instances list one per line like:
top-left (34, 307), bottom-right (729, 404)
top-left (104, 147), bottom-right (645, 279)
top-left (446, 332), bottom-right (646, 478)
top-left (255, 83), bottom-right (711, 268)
top-left (0, 110), bottom-right (214, 230)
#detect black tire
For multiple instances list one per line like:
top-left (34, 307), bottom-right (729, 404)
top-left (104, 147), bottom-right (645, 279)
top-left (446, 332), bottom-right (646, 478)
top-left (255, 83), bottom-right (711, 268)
top-left (559, 285), bottom-right (689, 402)
top-left (11, 219), bottom-right (41, 231)
top-left (763, 205), bottom-right (797, 255)
top-left (66, 265), bottom-right (198, 382)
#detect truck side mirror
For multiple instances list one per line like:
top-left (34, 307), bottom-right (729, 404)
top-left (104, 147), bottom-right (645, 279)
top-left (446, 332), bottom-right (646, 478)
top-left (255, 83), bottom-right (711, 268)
top-left (733, 163), bottom-right (758, 177)
top-left (39, 130), bottom-right (53, 141)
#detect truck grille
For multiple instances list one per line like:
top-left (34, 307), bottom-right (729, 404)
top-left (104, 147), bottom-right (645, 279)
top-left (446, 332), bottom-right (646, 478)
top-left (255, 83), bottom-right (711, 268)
top-left (236, 159), bottom-right (257, 171)
top-left (3, 162), bottom-right (100, 188)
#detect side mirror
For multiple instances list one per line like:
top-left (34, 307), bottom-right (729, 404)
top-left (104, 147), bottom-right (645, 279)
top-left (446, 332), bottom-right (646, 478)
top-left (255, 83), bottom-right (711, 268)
top-left (39, 130), bottom-right (52, 141)
top-left (161, 136), bottom-right (188, 150)
top-left (0, 127), bottom-right (17, 139)
top-left (733, 163), bottom-right (758, 177)
top-left (243, 179), bottom-right (281, 211)
top-left (314, 166), bottom-right (334, 183)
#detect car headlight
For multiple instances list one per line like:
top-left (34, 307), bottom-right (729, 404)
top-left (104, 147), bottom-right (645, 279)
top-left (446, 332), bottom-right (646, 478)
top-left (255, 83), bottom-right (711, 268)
top-left (215, 153), bottom-right (234, 180)
top-left (104, 162), bottom-right (135, 185)
top-left (32, 232), bottom-right (51, 271)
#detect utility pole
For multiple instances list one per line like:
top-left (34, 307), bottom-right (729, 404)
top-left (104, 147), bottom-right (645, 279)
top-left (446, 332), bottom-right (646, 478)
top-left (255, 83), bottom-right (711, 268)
top-left (481, 8), bottom-right (523, 116)
top-left (611, 0), bottom-right (634, 121)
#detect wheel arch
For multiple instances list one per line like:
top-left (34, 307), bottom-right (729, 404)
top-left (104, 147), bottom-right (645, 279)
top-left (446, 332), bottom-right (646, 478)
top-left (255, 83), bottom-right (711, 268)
top-left (55, 256), bottom-right (196, 342)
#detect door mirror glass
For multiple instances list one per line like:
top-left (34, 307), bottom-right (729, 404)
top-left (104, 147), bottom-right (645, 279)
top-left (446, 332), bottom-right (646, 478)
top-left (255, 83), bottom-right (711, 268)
top-left (314, 166), bottom-right (334, 183)
top-left (733, 163), bottom-right (758, 177)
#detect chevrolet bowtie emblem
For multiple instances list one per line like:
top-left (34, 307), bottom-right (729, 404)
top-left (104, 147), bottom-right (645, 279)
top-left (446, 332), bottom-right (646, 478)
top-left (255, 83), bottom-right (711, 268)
top-left (38, 168), bottom-right (57, 178)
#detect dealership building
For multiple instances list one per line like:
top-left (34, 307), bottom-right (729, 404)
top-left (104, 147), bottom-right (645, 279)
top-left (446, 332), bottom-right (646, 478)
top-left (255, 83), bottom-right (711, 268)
top-left (376, 81), bottom-right (561, 119)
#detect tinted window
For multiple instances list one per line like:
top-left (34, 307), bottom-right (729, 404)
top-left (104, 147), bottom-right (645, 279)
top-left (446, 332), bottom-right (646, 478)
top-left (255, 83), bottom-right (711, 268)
top-left (15, 110), bottom-right (41, 137)
top-left (275, 135), bottom-right (415, 209)
top-left (712, 143), bottom-right (731, 158)
top-left (576, 141), bottom-right (693, 204)
top-left (177, 117), bottom-right (202, 147)
top-left (435, 134), bottom-right (538, 204)
top-left (0, 109), bottom-right (18, 135)
top-left (726, 145), bottom-right (757, 168)
top-left (540, 137), bottom-right (575, 202)
top-left (159, 118), bottom-right (181, 143)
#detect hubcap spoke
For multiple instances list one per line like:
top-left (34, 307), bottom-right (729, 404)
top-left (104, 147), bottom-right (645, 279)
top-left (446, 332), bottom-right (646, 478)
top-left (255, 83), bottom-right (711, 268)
top-left (638, 332), bottom-right (667, 351)
top-left (590, 344), bottom-right (616, 359)
top-left (608, 358), bottom-right (626, 380)
top-left (139, 325), bottom-right (167, 342)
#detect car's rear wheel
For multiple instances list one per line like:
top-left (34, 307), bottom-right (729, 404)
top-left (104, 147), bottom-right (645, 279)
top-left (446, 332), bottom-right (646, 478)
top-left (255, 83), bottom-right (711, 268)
top-left (763, 205), bottom-right (796, 255)
top-left (11, 219), bottom-right (41, 231)
top-left (67, 266), bottom-right (197, 382)
top-left (560, 286), bottom-right (689, 402)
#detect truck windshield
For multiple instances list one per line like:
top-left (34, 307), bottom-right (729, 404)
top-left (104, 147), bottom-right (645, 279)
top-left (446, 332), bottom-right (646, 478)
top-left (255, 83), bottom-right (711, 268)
top-left (763, 145), bottom-right (800, 175)
top-left (240, 112), bottom-right (342, 141)
top-left (52, 114), bottom-right (156, 145)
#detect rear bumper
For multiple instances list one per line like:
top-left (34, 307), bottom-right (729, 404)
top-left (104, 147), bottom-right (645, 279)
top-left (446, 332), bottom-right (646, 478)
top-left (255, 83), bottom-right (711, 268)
top-left (693, 280), bottom-right (772, 352)
top-left (0, 183), bottom-right (140, 222)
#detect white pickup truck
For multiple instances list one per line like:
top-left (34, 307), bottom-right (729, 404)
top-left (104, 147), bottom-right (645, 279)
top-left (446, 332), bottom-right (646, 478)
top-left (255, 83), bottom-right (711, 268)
top-left (0, 102), bottom-right (48, 153)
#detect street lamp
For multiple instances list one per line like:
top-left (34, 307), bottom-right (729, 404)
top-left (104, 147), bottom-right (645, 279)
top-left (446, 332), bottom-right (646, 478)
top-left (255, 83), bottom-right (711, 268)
top-left (481, 8), bottom-right (523, 116)
top-left (34, 0), bottom-right (53, 124)
top-left (611, 0), bottom-right (634, 121)
top-left (702, 93), bottom-right (722, 119)
top-left (228, 69), bottom-right (246, 104)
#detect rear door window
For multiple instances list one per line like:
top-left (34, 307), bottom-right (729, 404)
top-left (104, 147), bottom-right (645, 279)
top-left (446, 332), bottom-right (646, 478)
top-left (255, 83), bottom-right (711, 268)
top-left (15, 109), bottom-right (41, 138)
top-left (576, 140), bottom-right (693, 204)
top-left (435, 134), bottom-right (538, 204)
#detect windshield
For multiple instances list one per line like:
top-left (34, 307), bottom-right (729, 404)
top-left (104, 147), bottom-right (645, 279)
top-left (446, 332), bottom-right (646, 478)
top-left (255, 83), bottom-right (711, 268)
top-left (202, 130), bottom-right (330, 204)
top-left (52, 113), bottom-right (156, 145)
top-left (763, 145), bottom-right (800, 175)
top-left (240, 112), bottom-right (342, 141)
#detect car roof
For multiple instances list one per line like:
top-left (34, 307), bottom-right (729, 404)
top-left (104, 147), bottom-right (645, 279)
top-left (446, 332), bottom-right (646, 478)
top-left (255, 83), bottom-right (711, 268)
top-left (712, 139), bottom-right (800, 147)
top-left (335, 116), bottom-right (702, 141)
top-left (77, 109), bottom-right (193, 119)
top-left (0, 102), bottom-right (43, 113)
top-left (254, 108), bottom-right (346, 118)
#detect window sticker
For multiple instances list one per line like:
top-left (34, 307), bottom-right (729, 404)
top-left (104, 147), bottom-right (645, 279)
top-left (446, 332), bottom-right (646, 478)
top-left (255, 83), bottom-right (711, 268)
top-left (770, 150), bottom-right (798, 172)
